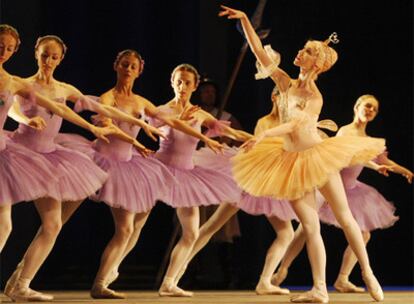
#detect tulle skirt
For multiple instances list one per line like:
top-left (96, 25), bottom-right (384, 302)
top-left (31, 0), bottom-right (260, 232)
top-left (56, 133), bottom-right (175, 212)
top-left (236, 192), bottom-right (297, 220)
top-left (157, 163), bottom-right (241, 208)
top-left (39, 145), bottom-right (108, 202)
top-left (0, 138), bottom-right (58, 204)
top-left (318, 181), bottom-right (399, 231)
top-left (91, 152), bottom-right (176, 213)
top-left (231, 136), bottom-right (385, 200)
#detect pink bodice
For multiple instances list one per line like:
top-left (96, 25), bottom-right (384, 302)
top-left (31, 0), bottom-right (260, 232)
top-left (14, 94), bottom-right (65, 153)
top-left (94, 120), bottom-right (141, 161)
top-left (156, 121), bottom-right (201, 170)
top-left (340, 165), bottom-right (364, 189)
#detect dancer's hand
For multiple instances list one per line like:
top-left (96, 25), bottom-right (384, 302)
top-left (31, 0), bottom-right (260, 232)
top-left (142, 123), bottom-right (166, 141)
top-left (132, 140), bottom-right (154, 158)
top-left (90, 125), bottom-right (113, 143)
top-left (180, 105), bottom-right (200, 121)
top-left (205, 138), bottom-right (224, 154)
top-left (28, 116), bottom-right (47, 130)
top-left (400, 168), bottom-right (413, 183)
top-left (241, 133), bottom-right (265, 152)
top-left (376, 165), bottom-right (393, 177)
top-left (219, 5), bottom-right (247, 20)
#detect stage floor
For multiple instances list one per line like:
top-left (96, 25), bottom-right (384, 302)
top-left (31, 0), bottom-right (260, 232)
top-left (1, 290), bottom-right (413, 304)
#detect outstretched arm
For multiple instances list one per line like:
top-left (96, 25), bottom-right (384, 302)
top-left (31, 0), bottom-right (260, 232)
top-left (202, 112), bottom-right (252, 142)
top-left (219, 5), bottom-right (291, 91)
top-left (376, 154), bottom-right (413, 183)
top-left (13, 78), bottom-right (115, 142)
top-left (66, 86), bottom-right (163, 141)
top-left (143, 100), bottom-right (223, 153)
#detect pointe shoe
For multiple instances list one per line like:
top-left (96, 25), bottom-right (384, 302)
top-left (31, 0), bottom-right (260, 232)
top-left (334, 278), bottom-right (365, 293)
top-left (362, 271), bottom-right (384, 302)
top-left (105, 270), bottom-right (119, 287)
top-left (158, 284), bottom-right (194, 297)
top-left (4, 262), bottom-right (24, 297)
top-left (271, 268), bottom-right (288, 286)
top-left (290, 289), bottom-right (329, 303)
top-left (9, 286), bottom-right (54, 302)
top-left (255, 284), bottom-right (290, 295)
top-left (90, 285), bottom-right (126, 299)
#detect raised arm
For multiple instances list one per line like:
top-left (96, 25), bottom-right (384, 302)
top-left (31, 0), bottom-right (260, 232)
top-left (219, 5), bottom-right (291, 91)
top-left (66, 85), bottom-right (163, 141)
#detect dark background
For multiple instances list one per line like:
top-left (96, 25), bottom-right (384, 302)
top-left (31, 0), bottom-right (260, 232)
top-left (0, 0), bottom-right (412, 290)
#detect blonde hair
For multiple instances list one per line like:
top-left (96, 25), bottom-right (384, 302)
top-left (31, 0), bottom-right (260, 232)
top-left (0, 24), bottom-right (21, 52)
top-left (308, 40), bottom-right (338, 74)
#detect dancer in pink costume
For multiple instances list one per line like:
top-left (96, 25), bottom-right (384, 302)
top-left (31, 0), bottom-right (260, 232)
top-left (0, 25), bottom-right (60, 255)
top-left (272, 95), bottom-right (412, 293)
top-left (154, 63), bottom-right (251, 297)
top-left (175, 86), bottom-right (297, 296)
top-left (4, 36), bottom-right (158, 302)
top-left (221, 5), bottom-right (385, 302)
top-left (84, 50), bottom-right (232, 299)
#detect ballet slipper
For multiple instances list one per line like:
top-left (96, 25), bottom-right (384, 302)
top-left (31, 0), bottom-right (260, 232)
top-left (90, 285), bottom-right (126, 299)
top-left (8, 286), bottom-right (54, 302)
top-left (271, 267), bottom-right (288, 286)
top-left (362, 270), bottom-right (384, 302)
top-left (334, 278), bottom-right (365, 293)
top-left (255, 283), bottom-right (290, 295)
top-left (290, 289), bottom-right (329, 303)
top-left (290, 282), bottom-right (328, 303)
top-left (158, 283), bottom-right (194, 297)
top-left (105, 269), bottom-right (119, 287)
top-left (4, 261), bottom-right (24, 297)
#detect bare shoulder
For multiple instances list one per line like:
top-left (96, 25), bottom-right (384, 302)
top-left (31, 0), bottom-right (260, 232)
top-left (337, 124), bottom-right (353, 136)
top-left (10, 75), bottom-right (30, 91)
top-left (56, 81), bottom-right (79, 95)
top-left (99, 89), bottom-right (115, 105)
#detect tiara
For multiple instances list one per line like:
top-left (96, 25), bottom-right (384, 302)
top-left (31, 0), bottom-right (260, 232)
top-left (324, 32), bottom-right (339, 45)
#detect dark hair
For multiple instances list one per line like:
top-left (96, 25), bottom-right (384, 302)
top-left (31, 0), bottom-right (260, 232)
top-left (0, 24), bottom-right (21, 52)
top-left (113, 49), bottom-right (144, 74)
top-left (35, 35), bottom-right (68, 58)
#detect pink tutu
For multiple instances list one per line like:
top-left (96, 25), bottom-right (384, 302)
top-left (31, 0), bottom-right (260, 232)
top-left (91, 151), bottom-right (176, 213)
top-left (157, 164), bottom-right (241, 208)
top-left (38, 145), bottom-right (108, 202)
top-left (236, 192), bottom-right (297, 220)
top-left (318, 180), bottom-right (399, 231)
top-left (56, 133), bottom-right (175, 212)
top-left (0, 138), bottom-right (59, 204)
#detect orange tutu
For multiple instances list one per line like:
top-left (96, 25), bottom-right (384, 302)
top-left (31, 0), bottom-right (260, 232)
top-left (231, 136), bottom-right (385, 200)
